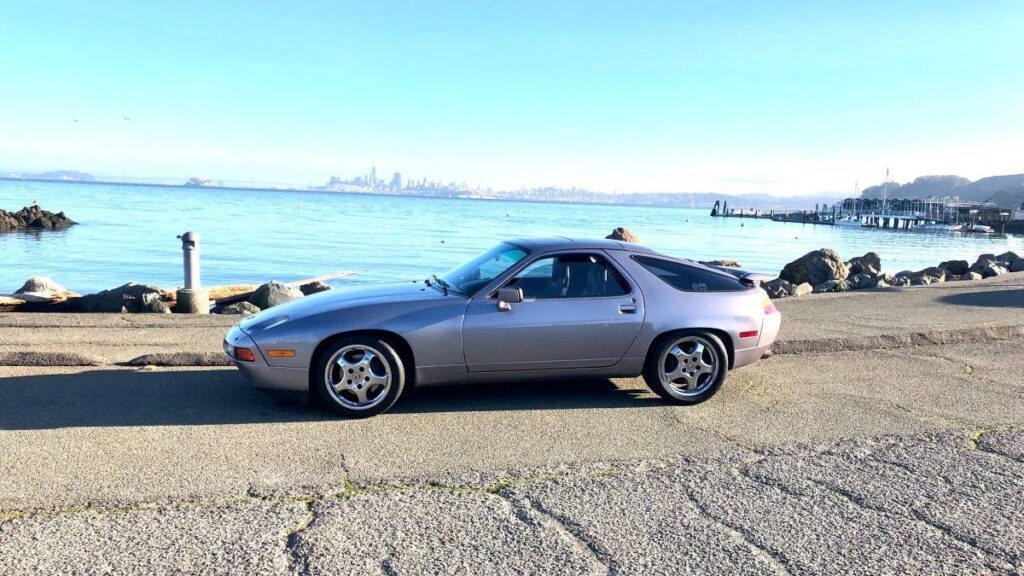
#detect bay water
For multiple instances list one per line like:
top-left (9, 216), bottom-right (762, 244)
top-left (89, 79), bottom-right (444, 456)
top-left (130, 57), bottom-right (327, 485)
top-left (1, 180), bottom-right (1019, 294)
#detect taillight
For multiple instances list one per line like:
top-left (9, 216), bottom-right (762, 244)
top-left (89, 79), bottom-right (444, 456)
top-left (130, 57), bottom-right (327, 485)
top-left (739, 330), bottom-right (759, 339)
top-left (762, 296), bottom-right (777, 315)
top-left (234, 347), bottom-right (256, 362)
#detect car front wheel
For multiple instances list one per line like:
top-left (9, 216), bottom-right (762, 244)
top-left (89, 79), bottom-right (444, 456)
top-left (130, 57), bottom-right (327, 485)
top-left (314, 336), bottom-right (405, 417)
top-left (643, 331), bottom-right (728, 405)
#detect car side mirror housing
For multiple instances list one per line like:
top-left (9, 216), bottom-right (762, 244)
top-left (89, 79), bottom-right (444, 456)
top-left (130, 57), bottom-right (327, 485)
top-left (496, 286), bottom-right (524, 311)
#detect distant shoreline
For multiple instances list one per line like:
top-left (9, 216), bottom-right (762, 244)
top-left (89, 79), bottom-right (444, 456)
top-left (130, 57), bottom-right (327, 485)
top-left (0, 176), bottom-right (707, 210)
top-left (0, 176), bottom-right (829, 211)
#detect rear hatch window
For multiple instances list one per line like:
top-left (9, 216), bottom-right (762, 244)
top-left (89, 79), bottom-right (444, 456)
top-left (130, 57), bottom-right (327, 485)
top-left (632, 255), bottom-right (747, 292)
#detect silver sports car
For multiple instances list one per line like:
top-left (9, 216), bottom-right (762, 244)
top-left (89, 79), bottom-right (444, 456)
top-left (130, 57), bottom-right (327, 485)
top-left (225, 238), bottom-right (781, 417)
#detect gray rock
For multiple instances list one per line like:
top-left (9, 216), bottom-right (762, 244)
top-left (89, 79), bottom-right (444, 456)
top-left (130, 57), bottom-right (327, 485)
top-left (605, 227), bottom-right (638, 243)
top-left (247, 282), bottom-right (303, 309)
top-left (67, 283), bottom-right (167, 313)
top-left (875, 279), bottom-right (890, 288)
top-left (761, 278), bottom-right (794, 299)
top-left (1010, 259), bottom-right (1024, 273)
top-left (812, 279), bottom-right (850, 293)
top-left (137, 293), bottom-right (171, 313)
top-left (911, 267), bottom-right (946, 283)
top-left (969, 254), bottom-right (997, 274)
top-left (792, 282), bottom-right (813, 297)
top-left (219, 301), bottom-right (261, 315)
top-left (299, 281), bottom-right (332, 295)
top-left (780, 249), bottom-right (849, 286)
top-left (890, 276), bottom-right (912, 287)
top-left (961, 271), bottom-right (983, 281)
top-left (938, 260), bottom-right (969, 276)
top-left (979, 264), bottom-right (1008, 278)
top-left (848, 252), bottom-right (881, 276)
top-left (910, 277), bottom-right (931, 286)
top-left (848, 273), bottom-right (878, 289)
top-left (995, 251), bottom-right (1020, 264)
top-left (12, 276), bottom-right (77, 301)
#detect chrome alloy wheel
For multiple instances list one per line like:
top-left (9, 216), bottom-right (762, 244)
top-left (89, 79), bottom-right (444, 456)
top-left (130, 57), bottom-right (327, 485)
top-left (658, 335), bottom-right (721, 398)
top-left (324, 344), bottom-right (392, 410)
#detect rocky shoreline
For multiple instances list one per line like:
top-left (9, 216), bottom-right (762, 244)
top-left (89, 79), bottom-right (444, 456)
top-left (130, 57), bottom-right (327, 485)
top-left (0, 205), bottom-right (76, 233)
top-left (760, 248), bottom-right (1024, 299)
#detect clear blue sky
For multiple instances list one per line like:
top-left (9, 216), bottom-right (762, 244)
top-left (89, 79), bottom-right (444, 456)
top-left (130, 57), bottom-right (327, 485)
top-left (1, 1), bottom-right (1022, 195)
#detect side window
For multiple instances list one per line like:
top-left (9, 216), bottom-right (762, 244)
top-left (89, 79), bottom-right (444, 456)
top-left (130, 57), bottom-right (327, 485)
top-left (632, 256), bottom-right (746, 292)
top-left (507, 254), bottom-right (630, 299)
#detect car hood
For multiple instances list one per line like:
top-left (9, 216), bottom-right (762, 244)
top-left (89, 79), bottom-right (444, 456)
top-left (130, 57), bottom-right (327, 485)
top-left (240, 282), bottom-right (451, 330)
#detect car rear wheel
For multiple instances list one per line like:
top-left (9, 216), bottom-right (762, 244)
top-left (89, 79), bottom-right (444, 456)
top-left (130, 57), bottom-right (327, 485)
top-left (314, 336), bottom-right (405, 417)
top-left (643, 331), bottom-right (727, 405)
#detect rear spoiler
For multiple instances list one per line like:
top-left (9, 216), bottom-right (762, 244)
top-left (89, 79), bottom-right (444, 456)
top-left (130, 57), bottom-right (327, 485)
top-left (704, 265), bottom-right (775, 287)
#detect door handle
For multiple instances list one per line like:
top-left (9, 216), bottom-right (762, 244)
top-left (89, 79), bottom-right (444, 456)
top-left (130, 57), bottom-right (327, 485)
top-left (618, 304), bottom-right (637, 314)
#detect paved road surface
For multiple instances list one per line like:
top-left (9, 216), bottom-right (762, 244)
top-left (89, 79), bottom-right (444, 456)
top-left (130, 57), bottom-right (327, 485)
top-left (1, 275), bottom-right (1022, 574)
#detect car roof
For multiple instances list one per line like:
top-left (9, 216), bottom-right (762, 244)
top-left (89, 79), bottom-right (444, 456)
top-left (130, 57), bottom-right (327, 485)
top-left (507, 236), bottom-right (658, 254)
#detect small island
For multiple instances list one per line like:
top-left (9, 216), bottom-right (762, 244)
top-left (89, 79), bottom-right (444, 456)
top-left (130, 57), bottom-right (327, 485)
top-left (0, 205), bottom-right (77, 233)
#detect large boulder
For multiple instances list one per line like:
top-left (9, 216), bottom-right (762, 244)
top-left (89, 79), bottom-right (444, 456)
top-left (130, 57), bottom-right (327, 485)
top-left (247, 282), bottom-right (303, 309)
top-left (1010, 259), bottom-right (1024, 273)
top-left (938, 260), bottom-right (969, 276)
top-left (847, 252), bottom-right (881, 277)
top-left (961, 271), bottom-right (983, 281)
top-left (780, 249), bottom-right (849, 286)
top-left (890, 276), bottom-right (912, 287)
top-left (605, 227), bottom-right (639, 243)
top-left (995, 251), bottom-right (1020, 266)
top-left (969, 254), bottom-right (997, 274)
top-left (67, 283), bottom-right (169, 313)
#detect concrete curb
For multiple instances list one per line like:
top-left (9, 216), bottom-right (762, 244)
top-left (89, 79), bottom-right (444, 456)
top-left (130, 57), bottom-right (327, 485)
top-left (773, 324), bottom-right (1024, 355)
top-left (123, 353), bottom-right (233, 367)
top-left (0, 352), bottom-right (108, 367)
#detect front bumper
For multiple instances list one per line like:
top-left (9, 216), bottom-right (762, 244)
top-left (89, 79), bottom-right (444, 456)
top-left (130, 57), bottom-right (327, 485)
top-left (224, 324), bottom-right (309, 392)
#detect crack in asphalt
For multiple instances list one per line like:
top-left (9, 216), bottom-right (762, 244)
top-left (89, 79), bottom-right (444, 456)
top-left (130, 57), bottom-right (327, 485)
top-left (282, 498), bottom-right (317, 576)
top-left (807, 478), bottom-right (1016, 572)
top-left (496, 492), bottom-right (610, 575)
top-left (679, 489), bottom-right (794, 576)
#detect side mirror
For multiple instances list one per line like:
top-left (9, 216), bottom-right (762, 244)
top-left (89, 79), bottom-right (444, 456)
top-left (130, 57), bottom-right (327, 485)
top-left (496, 286), bottom-right (524, 311)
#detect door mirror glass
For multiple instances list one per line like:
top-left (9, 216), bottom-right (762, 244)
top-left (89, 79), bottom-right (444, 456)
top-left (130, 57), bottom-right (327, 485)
top-left (496, 286), bottom-right (524, 311)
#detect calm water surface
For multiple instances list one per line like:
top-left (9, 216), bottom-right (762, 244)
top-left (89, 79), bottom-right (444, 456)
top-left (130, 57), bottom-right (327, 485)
top-left (1, 180), bottom-right (1020, 293)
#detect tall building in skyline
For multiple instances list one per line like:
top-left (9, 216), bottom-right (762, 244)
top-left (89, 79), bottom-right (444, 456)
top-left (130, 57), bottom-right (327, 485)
top-left (390, 172), bottom-right (401, 190)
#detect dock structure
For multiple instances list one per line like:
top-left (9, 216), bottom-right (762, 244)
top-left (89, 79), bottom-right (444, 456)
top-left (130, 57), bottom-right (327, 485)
top-left (711, 196), bottom-right (1022, 233)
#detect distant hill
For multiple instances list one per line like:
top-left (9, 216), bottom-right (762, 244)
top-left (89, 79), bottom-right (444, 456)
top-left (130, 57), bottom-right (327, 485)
top-left (861, 173), bottom-right (1024, 207)
top-left (0, 170), bottom-right (95, 182)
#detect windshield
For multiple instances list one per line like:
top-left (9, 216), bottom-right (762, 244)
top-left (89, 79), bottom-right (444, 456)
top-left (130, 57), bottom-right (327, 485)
top-left (441, 242), bottom-right (529, 295)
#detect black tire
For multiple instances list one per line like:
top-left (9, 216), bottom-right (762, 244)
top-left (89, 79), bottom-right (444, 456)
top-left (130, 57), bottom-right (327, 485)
top-left (313, 336), bottom-right (406, 418)
top-left (642, 330), bottom-right (728, 405)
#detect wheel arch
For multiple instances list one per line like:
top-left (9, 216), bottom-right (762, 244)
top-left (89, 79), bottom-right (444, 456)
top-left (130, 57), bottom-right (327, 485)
top-left (309, 329), bottom-right (417, 390)
top-left (647, 327), bottom-right (734, 370)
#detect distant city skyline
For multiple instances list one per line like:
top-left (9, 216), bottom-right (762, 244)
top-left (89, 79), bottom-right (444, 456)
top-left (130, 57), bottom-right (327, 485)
top-left (1, 2), bottom-right (1022, 196)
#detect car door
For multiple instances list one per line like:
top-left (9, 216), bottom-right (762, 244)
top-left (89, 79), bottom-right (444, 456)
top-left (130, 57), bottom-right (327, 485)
top-left (462, 251), bottom-right (644, 372)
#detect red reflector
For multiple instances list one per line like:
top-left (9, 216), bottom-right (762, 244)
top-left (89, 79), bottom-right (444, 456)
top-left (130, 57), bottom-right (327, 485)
top-left (739, 330), bottom-right (759, 339)
top-left (234, 347), bottom-right (256, 362)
